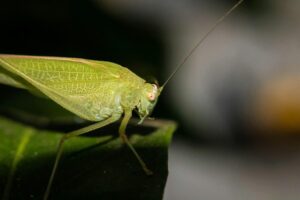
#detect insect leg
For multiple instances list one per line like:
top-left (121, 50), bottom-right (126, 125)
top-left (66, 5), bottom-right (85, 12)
top-left (44, 115), bottom-right (119, 200)
top-left (119, 110), bottom-right (153, 175)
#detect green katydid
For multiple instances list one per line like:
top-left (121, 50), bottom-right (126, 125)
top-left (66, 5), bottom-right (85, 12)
top-left (0, 0), bottom-right (244, 199)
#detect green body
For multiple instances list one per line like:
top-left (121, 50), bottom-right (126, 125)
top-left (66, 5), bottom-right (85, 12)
top-left (0, 55), bottom-right (160, 122)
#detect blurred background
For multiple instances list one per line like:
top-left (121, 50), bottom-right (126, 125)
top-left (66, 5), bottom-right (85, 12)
top-left (1, 0), bottom-right (300, 199)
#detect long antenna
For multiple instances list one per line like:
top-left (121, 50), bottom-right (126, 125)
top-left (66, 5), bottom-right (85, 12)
top-left (161, 0), bottom-right (244, 88)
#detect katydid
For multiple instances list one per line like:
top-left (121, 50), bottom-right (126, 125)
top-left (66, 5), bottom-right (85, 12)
top-left (0, 0), bottom-right (244, 199)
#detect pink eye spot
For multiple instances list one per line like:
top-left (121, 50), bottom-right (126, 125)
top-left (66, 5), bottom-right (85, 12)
top-left (147, 84), bottom-right (158, 101)
top-left (148, 93), bottom-right (155, 101)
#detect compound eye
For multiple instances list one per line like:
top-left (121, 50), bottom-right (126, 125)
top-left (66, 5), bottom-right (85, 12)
top-left (147, 92), bottom-right (156, 101)
top-left (147, 84), bottom-right (158, 101)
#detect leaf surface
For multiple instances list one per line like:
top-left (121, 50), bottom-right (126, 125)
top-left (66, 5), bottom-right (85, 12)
top-left (0, 115), bottom-right (175, 200)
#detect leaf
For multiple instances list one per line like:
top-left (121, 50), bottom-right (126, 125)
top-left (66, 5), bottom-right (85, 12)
top-left (0, 116), bottom-right (175, 200)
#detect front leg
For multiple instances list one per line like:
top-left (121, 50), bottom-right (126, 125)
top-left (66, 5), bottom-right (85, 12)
top-left (119, 109), bottom-right (153, 175)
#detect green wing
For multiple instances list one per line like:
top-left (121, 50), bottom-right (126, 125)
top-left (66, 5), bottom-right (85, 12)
top-left (0, 55), bottom-right (143, 121)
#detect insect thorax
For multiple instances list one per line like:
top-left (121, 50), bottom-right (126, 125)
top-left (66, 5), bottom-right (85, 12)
top-left (82, 69), bottom-right (147, 121)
